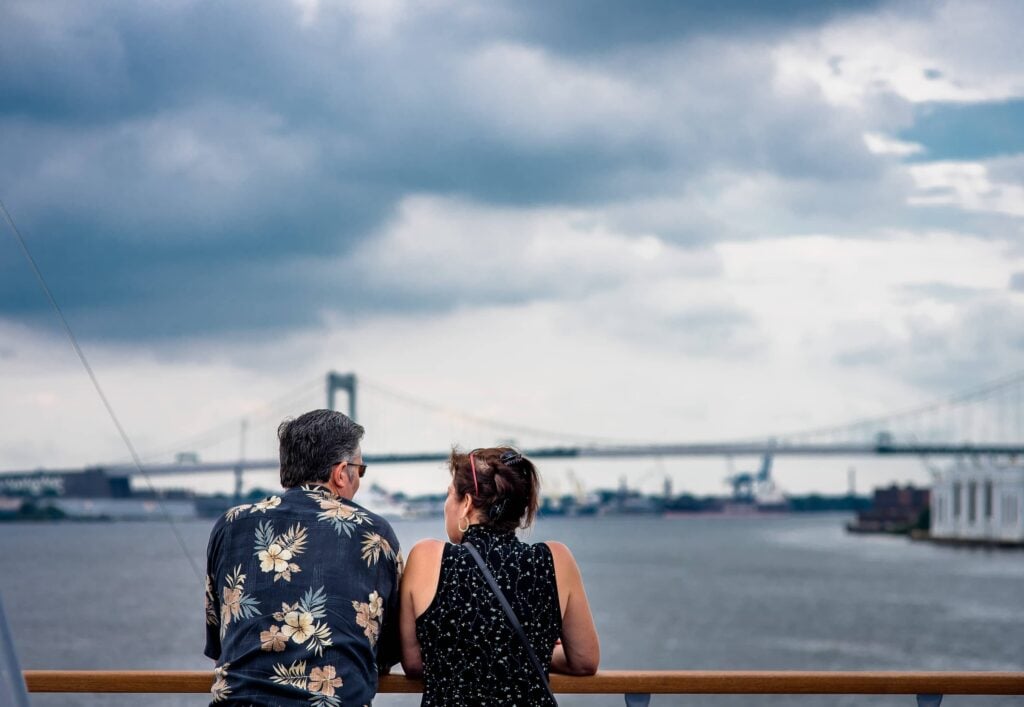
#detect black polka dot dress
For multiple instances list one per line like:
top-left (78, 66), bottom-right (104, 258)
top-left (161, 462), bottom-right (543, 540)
top-left (415, 524), bottom-right (562, 706)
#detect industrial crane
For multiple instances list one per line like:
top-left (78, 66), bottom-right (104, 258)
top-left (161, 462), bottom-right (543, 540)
top-left (725, 453), bottom-right (775, 501)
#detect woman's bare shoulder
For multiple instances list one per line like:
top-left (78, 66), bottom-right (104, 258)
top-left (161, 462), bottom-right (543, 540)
top-left (542, 541), bottom-right (581, 572)
top-left (542, 540), bottom-right (574, 560)
top-left (406, 538), bottom-right (446, 568)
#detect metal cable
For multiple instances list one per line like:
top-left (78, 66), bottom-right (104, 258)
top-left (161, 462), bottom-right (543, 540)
top-left (132, 374), bottom-right (322, 463)
top-left (359, 375), bottom-right (656, 446)
top-left (769, 371), bottom-right (1024, 445)
top-left (1, 198), bottom-right (203, 582)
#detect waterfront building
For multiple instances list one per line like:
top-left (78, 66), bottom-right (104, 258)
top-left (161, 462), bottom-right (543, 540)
top-left (0, 468), bottom-right (197, 521)
top-left (847, 484), bottom-right (929, 534)
top-left (930, 461), bottom-right (1024, 545)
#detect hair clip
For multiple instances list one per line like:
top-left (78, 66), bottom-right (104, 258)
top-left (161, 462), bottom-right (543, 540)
top-left (488, 498), bottom-right (509, 520)
top-left (500, 450), bottom-right (523, 467)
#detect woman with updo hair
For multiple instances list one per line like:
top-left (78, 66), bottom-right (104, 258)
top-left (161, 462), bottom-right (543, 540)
top-left (399, 447), bottom-right (600, 706)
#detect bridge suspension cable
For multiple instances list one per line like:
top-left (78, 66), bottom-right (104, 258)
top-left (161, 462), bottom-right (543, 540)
top-left (101, 367), bottom-right (1024, 471)
top-left (770, 369), bottom-right (1024, 447)
top-left (358, 375), bottom-right (657, 446)
top-left (131, 374), bottom-right (324, 463)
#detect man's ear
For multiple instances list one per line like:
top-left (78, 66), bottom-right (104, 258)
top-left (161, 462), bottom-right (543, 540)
top-left (329, 462), bottom-right (350, 492)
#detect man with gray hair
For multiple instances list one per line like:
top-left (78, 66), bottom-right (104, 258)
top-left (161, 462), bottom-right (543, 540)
top-left (204, 409), bottom-right (402, 706)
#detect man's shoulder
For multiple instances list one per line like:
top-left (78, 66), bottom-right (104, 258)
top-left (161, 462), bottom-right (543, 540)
top-left (207, 493), bottom-right (315, 554)
top-left (210, 489), bottom-right (400, 552)
top-left (211, 493), bottom-right (289, 527)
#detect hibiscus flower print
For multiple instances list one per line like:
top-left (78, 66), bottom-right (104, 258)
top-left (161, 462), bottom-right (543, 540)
top-left (260, 625), bottom-right (287, 652)
top-left (269, 586), bottom-right (334, 657)
top-left (309, 665), bottom-right (343, 697)
top-left (220, 586), bottom-right (241, 628)
top-left (211, 663), bottom-right (232, 702)
top-left (367, 591), bottom-right (383, 619)
top-left (270, 661), bottom-right (343, 706)
top-left (251, 495), bottom-right (282, 513)
top-left (254, 520), bottom-right (307, 582)
top-left (352, 604), bottom-right (378, 646)
top-left (259, 543), bottom-right (292, 573)
top-left (282, 610), bottom-right (316, 643)
top-left (219, 565), bottom-right (260, 638)
top-left (351, 591), bottom-right (383, 646)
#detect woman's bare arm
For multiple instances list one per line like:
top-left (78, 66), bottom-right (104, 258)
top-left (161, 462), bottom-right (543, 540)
top-left (546, 541), bottom-right (600, 675)
top-left (398, 539), bottom-right (444, 678)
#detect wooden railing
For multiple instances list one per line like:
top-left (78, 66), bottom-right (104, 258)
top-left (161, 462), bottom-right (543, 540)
top-left (22, 670), bottom-right (1024, 705)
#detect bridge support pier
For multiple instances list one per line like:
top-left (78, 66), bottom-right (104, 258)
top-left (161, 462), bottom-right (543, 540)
top-left (327, 372), bottom-right (357, 421)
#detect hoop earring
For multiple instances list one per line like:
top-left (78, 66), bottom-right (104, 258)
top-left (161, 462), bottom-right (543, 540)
top-left (458, 516), bottom-right (470, 533)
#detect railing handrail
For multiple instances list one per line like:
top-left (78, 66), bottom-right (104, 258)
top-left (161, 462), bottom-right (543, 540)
top-left (22, 670), bottom-right (1024, 695)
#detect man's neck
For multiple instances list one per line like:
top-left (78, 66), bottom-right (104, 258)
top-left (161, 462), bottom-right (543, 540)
top-left (299, 481), bottom-right (352, 500)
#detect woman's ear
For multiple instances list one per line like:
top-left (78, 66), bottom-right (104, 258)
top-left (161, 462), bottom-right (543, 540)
top-left (460, 490), bottom-right (474, 516)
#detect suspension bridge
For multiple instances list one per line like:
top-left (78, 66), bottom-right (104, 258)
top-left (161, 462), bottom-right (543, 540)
top-left (3, 370), bottom-right (1024, 495)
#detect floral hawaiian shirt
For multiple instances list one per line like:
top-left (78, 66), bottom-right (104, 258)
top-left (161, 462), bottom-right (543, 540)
top-left (204, 485), bottom-right (403, 706)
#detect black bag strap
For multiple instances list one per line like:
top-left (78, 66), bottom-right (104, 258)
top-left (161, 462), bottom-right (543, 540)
top-left (463, 541), bottom-right (557, 705)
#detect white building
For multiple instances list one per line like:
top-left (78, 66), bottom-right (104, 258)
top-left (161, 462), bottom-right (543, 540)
top-left (931, 461), bottom-right (1024, 544)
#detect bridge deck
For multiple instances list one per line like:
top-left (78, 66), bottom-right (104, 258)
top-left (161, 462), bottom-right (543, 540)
top-left (5, 443), bottom-right (1024, 479)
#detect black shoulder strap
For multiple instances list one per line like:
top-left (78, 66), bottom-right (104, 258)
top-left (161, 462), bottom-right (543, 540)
top-left (463, 541), bottom-right (557, 705)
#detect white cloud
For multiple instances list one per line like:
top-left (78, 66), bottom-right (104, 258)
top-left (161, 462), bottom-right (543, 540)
top-left (712, 230), bottom-right (1024, 415)
top-left (345, 195), bottom-right (721, 302)
top-left (774, 1), bottom-right (1024, 108)
top-left (908, 161), bottom-right (1024, 217)
top-left (863, 132), bottom-right (924, 157)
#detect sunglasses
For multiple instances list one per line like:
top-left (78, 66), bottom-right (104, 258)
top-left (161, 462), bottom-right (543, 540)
top-left (336, 461), bottom-right (368, 478)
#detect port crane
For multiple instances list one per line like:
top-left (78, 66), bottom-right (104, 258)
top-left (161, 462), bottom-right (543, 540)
top-left (725, 453), bottom-right (775, 501)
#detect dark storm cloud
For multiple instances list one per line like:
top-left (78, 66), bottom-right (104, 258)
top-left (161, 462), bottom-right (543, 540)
top-left (0, 0), bottom-right (909, 341)
top-left (495, 0), bottom-right (893, 53)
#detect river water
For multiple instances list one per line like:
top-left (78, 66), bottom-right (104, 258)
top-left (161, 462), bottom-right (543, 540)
top-left (2, 513), bottom-right (1021, 706)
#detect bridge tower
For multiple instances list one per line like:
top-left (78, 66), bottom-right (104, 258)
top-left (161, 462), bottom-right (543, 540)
top-left (327, 372), bottom-right (358, 421)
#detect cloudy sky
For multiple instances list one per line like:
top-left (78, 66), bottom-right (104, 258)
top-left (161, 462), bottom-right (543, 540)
top-left (2, 0), bottom-right (1023, 496)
